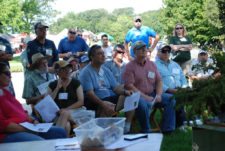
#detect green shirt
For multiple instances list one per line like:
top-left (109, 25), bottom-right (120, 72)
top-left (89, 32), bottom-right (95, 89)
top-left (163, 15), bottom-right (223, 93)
top-left (169, 36), bottom-right (192, 64)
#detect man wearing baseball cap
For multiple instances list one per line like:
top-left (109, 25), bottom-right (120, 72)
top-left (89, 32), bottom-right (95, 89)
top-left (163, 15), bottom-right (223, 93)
top-left (25, 21), bottom-right (58, 75)
top-left (155, 43), bottom-right (188, 129)
top-left (124, 15), bottom-right (160, 60)
top-left (123, 41), bottom-right (176, 133)
top-left (188, 50), bottom-right (221, 81)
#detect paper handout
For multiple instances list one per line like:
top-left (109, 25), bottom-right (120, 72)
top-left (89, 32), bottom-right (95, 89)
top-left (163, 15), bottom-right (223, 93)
top-left (20, 122), bottom-right (53, 133)
top-left (34, 95), bottom-right (59, 122)
top-left (123, 92), bottom-right (140, 112)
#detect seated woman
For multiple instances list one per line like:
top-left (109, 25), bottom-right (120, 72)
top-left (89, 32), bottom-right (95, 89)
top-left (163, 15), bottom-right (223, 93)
top-left (0, 62), bottom-right (67, 143)
top-left (22, 53), bottom-right (71, 136)
top-left (48, 60), bottom-right (84, 111)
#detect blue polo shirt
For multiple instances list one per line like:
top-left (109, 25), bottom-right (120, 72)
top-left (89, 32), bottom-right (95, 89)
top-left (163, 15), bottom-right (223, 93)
top-left (0, 37), bottom-right (13, 66)
top-left (58, 37), bottom-right (89, 60)
top-left (79, 64), bottom-right (119, 99)
top-left (125, 26), bottom-right (156, 58)
top-left (26, 38), bottom-right (58, 67)
top-left (103, 60), bottom-right (126, 84)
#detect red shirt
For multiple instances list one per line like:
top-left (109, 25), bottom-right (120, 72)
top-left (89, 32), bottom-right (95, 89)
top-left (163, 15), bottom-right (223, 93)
top-left (0, 88), bottom-right (30, 142)
top-left (123, 59), bottom-right (161, 94)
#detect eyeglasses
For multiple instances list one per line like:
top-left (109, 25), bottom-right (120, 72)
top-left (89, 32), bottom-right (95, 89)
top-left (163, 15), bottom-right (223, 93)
top-left (161, 49), bottom-right (171, 54)
top-left (1, 71), bottom-right (11, 77)
top-left (102, 38), bottom-right (108, 41)
top-left (135, 19), bottom-right (142, 23)
top-left (175, 27), bottom-right (183, 30)
top-left (117, 51), bottom-right (125, 54)
top-left (77, 34), bottom-right (82, 37)
top-left (69, 31), bottom-right (76, 35)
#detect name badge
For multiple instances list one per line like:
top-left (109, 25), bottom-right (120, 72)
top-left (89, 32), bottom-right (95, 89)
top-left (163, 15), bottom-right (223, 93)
top-left (172, 68), bottom-right (180, 74)
top-left (0, 44), bottom-right (6, 51)
top-left (46, 49), bottom-right (52, 56)
top-left (180, 37), bottom-right (187, 42)
top-left (58, 93), bottom-right (68, 100)
top-left (148, 71), bottom-right (155, 79)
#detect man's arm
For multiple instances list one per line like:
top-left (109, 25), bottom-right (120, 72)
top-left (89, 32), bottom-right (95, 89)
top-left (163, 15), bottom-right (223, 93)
top-left (86, 90), bottom-right (115, 116)
top-left (124, 42), bottom-right (132, 60)
top-left (125, 83), bottom-right (154, 102)
top-left (149, 34), bottom-right (160, 52)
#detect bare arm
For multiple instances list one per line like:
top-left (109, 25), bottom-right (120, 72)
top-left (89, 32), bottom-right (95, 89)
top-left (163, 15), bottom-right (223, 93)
top-left (66, 85), bottom-right (84, 110)
top-left (149, 34), bottom-right (160, 52)
top-left (124, 42), bottom-right (132, 60)
top-left (4, 123), bottom-right (28, 133)
top-left (170, 44), bottom-right (192, 52)
top-left (26, 94), bottom-right (46, 105)
top-left (125, 83), bottom-right (154, 102)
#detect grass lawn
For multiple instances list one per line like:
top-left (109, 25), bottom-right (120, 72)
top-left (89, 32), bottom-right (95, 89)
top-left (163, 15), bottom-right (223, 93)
top-left (161, 128), bottom-right (192, 151)
top-left (9, 55), bottom-right (23, 72)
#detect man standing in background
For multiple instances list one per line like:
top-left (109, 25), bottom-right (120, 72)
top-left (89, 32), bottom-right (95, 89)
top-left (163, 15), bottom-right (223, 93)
top-left (26, 22), bottom-right (58, 72)
top-left (58, 28), bottom-right (89, 60)
top-left (101, 34), bottom-right (113, 61)
top-left (125, 16), bottom-right (160, 60)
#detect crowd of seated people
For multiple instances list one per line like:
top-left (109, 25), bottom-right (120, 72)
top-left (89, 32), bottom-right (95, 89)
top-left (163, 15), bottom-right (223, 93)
top-left (1, 18), bottom-right (222, 144)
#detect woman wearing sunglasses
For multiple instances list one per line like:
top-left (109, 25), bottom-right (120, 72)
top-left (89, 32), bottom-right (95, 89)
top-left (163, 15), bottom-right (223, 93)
top-left (169, 23), bottom-right (192, 72)
top-left (0, 62), bottom-right (67, 143)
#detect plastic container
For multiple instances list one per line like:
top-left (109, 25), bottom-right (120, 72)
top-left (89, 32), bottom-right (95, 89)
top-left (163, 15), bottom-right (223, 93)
top-left (71, 109), bottom-right (95, 126)
top-left (73, 117), bottom-right (125, 147)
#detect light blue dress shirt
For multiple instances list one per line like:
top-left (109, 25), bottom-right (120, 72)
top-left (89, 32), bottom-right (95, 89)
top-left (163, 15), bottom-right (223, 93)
top-left (155, 59), bottom-right (188, 92)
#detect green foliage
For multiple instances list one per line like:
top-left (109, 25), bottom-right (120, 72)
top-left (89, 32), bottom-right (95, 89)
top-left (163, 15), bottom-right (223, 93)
top-left (0, 0), bottom-right (57, 33)
top-left (175, 52), bottom-right (225, 119)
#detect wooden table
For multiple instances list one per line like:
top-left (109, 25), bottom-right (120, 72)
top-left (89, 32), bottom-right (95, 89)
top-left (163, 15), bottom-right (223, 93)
top-left (0, 133), bottom-right (163, 151)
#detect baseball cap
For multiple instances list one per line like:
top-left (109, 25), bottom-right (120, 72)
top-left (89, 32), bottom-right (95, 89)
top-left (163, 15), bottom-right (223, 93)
top-left (132, 41), bottom-right (146, 51)
top-left (133, 16), bottom-right (142, 21)
top-left (54, 60), bottom-right (72, 69)
top-left (157, 43), bottom-right (171, 52)
top-left (80, 55), bottom-right (89, 63)
top-left (34, 22), bottom-right (49, 30)
top-left (198, 50), bottom-right (208, 55)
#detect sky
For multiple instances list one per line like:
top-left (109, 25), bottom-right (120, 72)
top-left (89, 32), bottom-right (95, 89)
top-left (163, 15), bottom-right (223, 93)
top-left (53, 0), bottom-right (163, 17)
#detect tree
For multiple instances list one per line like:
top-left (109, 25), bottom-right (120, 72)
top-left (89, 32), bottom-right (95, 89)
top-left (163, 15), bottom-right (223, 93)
top-left (21, 0), bottom-right (58, 33)
top-left (0, 0), bottom-right (23, 33)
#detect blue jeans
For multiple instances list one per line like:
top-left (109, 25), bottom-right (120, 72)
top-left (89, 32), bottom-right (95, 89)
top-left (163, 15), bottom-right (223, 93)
top-left (135, 93), bottom-right (176, 133)
top-left (2, 126), bottom-right (67, 143)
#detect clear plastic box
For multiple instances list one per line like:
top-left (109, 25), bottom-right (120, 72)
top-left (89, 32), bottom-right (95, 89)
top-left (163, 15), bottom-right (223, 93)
top-left (73, 117), bottom-right (125, 147)
top-left (71, 109), bottom-right (95, 126)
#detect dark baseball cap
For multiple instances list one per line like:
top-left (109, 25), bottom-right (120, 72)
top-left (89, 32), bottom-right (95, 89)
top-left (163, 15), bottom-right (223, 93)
top-left (34, 22), bottom-right (49, 30)
top-left (132, 41), bottom-right (146, 51)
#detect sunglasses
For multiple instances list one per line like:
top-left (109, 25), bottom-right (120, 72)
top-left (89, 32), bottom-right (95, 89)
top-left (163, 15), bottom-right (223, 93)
top-left (161, 49), bottom-right (171, 54)
top-left (117, 51), bottom-right (125, 54)
top-left (135, 19), bottom-right (142, 23)
top-left (1, 71), bottom-right (11, 77)
top-left (176, 27), bottom-right (183, 30)
top-left (69, 31), bottom-right (76, 35)
top-left (77, 34), bottom-right (82, 37)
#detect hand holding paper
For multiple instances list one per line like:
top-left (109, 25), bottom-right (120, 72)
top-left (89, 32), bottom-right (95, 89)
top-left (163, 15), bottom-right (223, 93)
top-left (34, 95), bottom-right (59, 122)
top-left (123, 92), bottom-right (140, 112)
